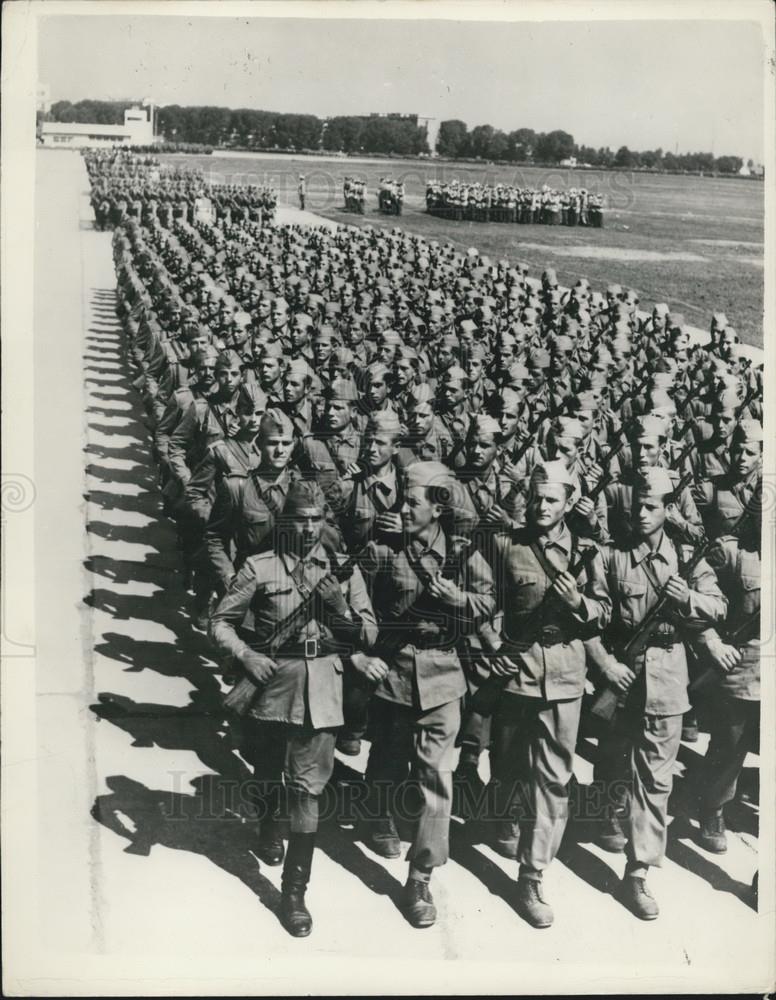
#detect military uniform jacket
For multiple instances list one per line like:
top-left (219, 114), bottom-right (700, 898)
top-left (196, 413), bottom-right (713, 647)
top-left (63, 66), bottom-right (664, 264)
top-left (210, 543), bottom-right (377, 729)
top-left (364, 526), bottom-right (496, 712)
top-left (490, 524), bottom-right (611, 701)
top-left (588, 533), bottom-right (727, 715)
top-left (697, 536), bottom-right (760, 700)
top-left (695, 470), bottom-right (760, 538)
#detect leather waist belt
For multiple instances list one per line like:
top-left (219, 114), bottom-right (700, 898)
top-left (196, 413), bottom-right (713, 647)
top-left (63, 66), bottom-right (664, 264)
top-left (505, 625), bottom-right (572, 648)
top-left (273, 638), bottom-right (341, 659)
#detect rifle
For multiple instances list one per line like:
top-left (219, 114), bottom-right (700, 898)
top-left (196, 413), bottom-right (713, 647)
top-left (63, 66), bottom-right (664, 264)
top-left (688, 605), bottom-right (761, 695)
top-left (590, 485), bottom-right (762, 722)
top-left (470, 544), bottom-right (598, 718)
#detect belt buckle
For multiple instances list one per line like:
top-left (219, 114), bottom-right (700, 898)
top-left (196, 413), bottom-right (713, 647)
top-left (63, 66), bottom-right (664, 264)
top-left (304, 638), bottom-right (319, 659)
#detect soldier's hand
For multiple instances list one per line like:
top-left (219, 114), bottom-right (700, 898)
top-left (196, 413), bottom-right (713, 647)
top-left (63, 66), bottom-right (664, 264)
top-left (375, 512), bottom-right (403, 535)
top-left (344, 461), bottom-right (362, 478)
top-left (490, 653), bottom-right (521, 677)
top-left (602, 660), bottom-right (636, 694)
top-left (574, 496), bottom-right (596, 522)
top-left (585, 461), bottom-right (603, 488)
top-left (317, 573), bottom-right (350, 616)
top-left (665, 574), bottom-right (691, 609)
top-left (481, 505), bottom-right (508, 527)
top-left (427, 573), bottom-right (467, 608)
top-left (223, 676), bottom-right (258, 715)
top-left (241, 650), bottom-right (278, 685)
top-left (707, 637), bottom-right (742, 674)
top-left (350, 651), bottom-right (389, 684)
top-left (500, 456), bottom-right (522, 483)
top-left (553, 570), bottom-right (583, 610)
top-left (665, 502), bottom-right (686, 531)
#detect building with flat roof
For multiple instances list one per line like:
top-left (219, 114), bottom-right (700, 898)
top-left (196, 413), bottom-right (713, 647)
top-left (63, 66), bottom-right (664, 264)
top-left (40, 104), bottom-right (155, 148)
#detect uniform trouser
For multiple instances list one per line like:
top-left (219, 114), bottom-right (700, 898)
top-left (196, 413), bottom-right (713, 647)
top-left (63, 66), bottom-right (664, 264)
top-left (490, 693), bottom-right (582, 871)
top-left (700, 694), bottom-right (760, 811)
top-left (341, 667), bottom-right (371, 740)
top-left (596, 710), bottom-right (683, 868)
top-left (365, 696), bottom-right (461, 868)
top-left (456, 650), bottom-right (492, 759)
top-left (241, 720), bottom-right (337, 833)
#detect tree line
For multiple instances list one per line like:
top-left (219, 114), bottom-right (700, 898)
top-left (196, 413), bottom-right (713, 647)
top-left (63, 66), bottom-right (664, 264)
top-left (47, 100), bottom-right (751, 172)
top-left (436, 120), bottom-right (749, 174)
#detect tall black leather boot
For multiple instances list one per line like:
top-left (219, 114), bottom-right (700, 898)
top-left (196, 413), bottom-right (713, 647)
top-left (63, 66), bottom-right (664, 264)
top-left (280, 833), bottom-right (315, 937)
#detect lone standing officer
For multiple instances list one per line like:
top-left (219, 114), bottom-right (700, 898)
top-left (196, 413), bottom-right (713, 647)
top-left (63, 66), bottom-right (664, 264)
top-left (486, 460), bottom-right (610, 929)
top-left (298, 175), bottom-right (306, 211)
top-left (586, 467), bottom-right (726, 920)
top-left (209, 480), bottom-right (377, 938)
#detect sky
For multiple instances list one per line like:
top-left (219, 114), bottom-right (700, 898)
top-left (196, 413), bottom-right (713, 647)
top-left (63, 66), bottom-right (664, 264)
top-left (37, 12), bottom-right (767, 161)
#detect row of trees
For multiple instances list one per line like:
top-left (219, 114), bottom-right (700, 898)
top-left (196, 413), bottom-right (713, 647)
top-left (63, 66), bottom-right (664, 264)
top-left (436, 119), bottom-right (747, 173)
top-left (46, 101), bottom-right (748, 171)
top-left (48, 101), bottom-right (429, 156)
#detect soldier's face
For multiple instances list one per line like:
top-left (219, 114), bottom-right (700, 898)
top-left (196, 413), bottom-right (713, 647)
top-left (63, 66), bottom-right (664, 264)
top-left (528, 483), bottom-right (571, 531)
top-left (255, 358), bottom-right (277, 385)
top-left (258, 300), bottom-right (272, 319)
top-left (634, 438), bottom-right (661, 471)
top-left (378, 344), bottom-right (397, 365)
top-left (394, 361), bottom-right (414, 388)
top-left (575, 409), bottom-right (595, 435)
top-left (271, 307), bottom-right (288, 329)
top-left (732, 441), bottom-right (761, 478)
top-left (195, 361), bottom-right (217, 388)
top-left (259, 431), bottom-right (294, 471)
top-left (189, 333), bottom-right (208, 354)
top-left (467, 433), bottom-right (498, 471)
top-left (291, 324), bottom-right (311, 349)
top-left (366, 376), bottom-right (388, 406)
top-left (499, 407), bottom-right (521, 440)
top-left (466, 359), bottom-right (484, 382)
top-left (363, 432), bottom-right (397, 471)
top-left (549, 436), bottom-right (579, 469)
top-left (287, 507), bottom-right (324, 555)
top-left (438, 346), bottom-right (455, 368)
top-left (216, 365), bottom-right (242, 394)
top-left (442, 383), bottom-right (466, 408)
top-left (715, 410), bottom-right (737, 440)
top-left (401, 486), bottom-right (440, 536)
top-left (325, 399), bottom-right (352, 431)
top-left (634, 495), bottom-right (667, 537)
top-left (313, 340), bottom-right (333, 365)
top-left (283, 374), bottom-right (306, 403)
top-left (408, 405), bottom-right (433, 436)
top-left (240, 405), bottom-right (263, 437)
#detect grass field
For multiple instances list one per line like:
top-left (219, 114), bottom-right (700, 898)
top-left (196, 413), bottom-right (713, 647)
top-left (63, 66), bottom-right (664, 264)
top-left (159, 152), bottom-right (765, 346)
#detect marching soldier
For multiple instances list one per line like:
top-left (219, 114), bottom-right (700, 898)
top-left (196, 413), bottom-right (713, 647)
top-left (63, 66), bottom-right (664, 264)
top-left (358, 461), bottom-right (496, 928)
top-left (485, 460), bottom-right (610, 928)
top-left (210, 480), bottom-right (377, 937)
top-left (586, 467), bottom-right (727, 919)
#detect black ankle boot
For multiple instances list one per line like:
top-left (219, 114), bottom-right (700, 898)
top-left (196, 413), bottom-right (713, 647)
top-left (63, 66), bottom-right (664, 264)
top-left (280, 833), bottom-right (315, 937)
top-left (256, 817), bottom-right (285, 866)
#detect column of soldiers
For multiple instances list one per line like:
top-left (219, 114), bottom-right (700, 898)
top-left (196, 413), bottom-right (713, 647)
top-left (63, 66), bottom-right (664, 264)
top-left (426, 180), bottom-right (605, 226)
top-left (85, 149), bottom-right (277, 232)
top-left (378, 177), bottom-right (405, 215)
top-left (343, 176), bottom-right (368, 214)
top-left (92, 154), bottom-right (763, 941)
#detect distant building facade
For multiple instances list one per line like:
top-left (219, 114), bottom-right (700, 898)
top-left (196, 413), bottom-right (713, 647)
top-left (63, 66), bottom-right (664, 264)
top-left (40, 104), bottom-right (155, 148)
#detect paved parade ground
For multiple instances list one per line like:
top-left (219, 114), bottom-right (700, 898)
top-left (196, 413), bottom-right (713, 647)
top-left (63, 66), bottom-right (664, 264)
top-left (16, 149), bottom-right (770, 995)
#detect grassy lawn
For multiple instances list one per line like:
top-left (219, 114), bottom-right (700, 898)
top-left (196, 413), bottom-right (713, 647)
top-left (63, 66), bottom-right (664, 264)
top-left (159, 152), bottom-right (764, 347)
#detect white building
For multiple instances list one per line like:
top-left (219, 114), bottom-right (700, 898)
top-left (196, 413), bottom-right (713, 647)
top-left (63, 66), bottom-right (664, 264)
top-left (40, 104), bottom-right (155, 148)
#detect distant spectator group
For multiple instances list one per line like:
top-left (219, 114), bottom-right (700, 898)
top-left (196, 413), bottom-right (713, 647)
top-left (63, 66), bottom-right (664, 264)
top-left (426, 180), bottom-right (605, 226)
